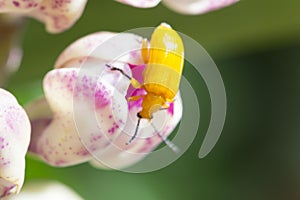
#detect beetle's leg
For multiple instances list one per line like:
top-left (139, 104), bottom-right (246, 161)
top-left (166, 98), bottom-right (175, 103)
top-left (160, 98), bottom-right (176, 111)
top-left (159, 98), bottom-right (175, 110)
top-left (126, 115), bottom-right (142, 145)
top-left (159, 103), bottom-right (169, 110)
top-left (127, 95), bottom-right (143, 102)
top-left (150, 123), bottom-right (179, 153)
top-left (106, 64), bottom-right (141, 88)
top-left (141, 38), bottom-right (149, 63)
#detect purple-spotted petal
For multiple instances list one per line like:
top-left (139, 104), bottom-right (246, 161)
top-left (0, 88), bottom-right (30, 198)
top-left (116, 0), bottom-right (161, 8)
top-left (162, 0), bottom-right (239, 15)
top-left (27, 67), bottom-right (92, 166)
top-left (0, 0), bottom-right (43, 13)
top-left (28, 58), bottom-right (132, 166)
top-left (10, 180), bottom-right (83, 200)
top-left (0, 0), bottom-right (88, 33)
top-left (29, 0), bottom-right (88, 33)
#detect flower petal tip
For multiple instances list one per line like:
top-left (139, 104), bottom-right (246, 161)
top-left (10, 180), bottom-right (83, 200)
top-left (116, 0), bottom-right (161, 8)
top-left (163, 0), bottom-right (239, 15)
top-left (0, 0), bottom-right (88, 33)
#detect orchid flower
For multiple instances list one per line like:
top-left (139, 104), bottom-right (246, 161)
top-left (10, 180), bottom-right (83, 200)
top-left (117, 0), bottom-right (239, 15)
top-left (27, 23), bottom-right (182, 169)
top-left (0, 88), bottom-right (30, 199)
top-left (0, 0), bottom-right (88, 33)
top-left (26, 23), bottom-right (183, 170)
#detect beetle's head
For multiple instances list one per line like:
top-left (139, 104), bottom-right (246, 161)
top-left (138, 93), bottom-right (165, 120)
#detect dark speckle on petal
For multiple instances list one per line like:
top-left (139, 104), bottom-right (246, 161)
top-left (12, 1), bottom-right (20, 7)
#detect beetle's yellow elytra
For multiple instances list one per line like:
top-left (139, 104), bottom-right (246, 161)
top-left (147, 23), bottom-right (184, 74)
top-left (143, 23), bottom-right (184, 101)
top-left (141, 38), bottom-right (150, 63)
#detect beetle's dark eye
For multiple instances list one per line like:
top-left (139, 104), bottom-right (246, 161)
top-left (137, 113), bottom-right (142, 118)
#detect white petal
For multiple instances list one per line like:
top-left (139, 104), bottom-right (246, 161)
top-left (0, 0), bottom-right (88, 33)
top-left (55, 32), bottom-right (145, 68)
top-left (116, 0), bottom-right (161, 8)
top-left (0, 89), bottom-right (30, 198)
top-left (10, 180), bottom-right (83, 200)
top-left (28, 67), bottom-right (92, 166)
top-left (162, 0), bottom-right (239, 15)
top-left (28, 58), bottom-right (132, 166)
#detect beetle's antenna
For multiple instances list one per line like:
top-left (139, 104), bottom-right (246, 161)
top-left (126, 117), bottom-right (141, 145)
top-left (106, 64), bottom-right (141, 88)
top-left (106, 64), bottom-right (131, 80)
top-left (150, 123), bottom-right (180, 154)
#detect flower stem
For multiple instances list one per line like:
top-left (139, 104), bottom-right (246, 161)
top-left (0, 14), bottom-right (25, 87)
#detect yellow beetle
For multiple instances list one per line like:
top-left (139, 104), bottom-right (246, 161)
top-left (107, 23), bottom-right (184, 151)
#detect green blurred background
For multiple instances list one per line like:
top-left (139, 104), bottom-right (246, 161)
top-left (4, 0), bottom-right (300, 199)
